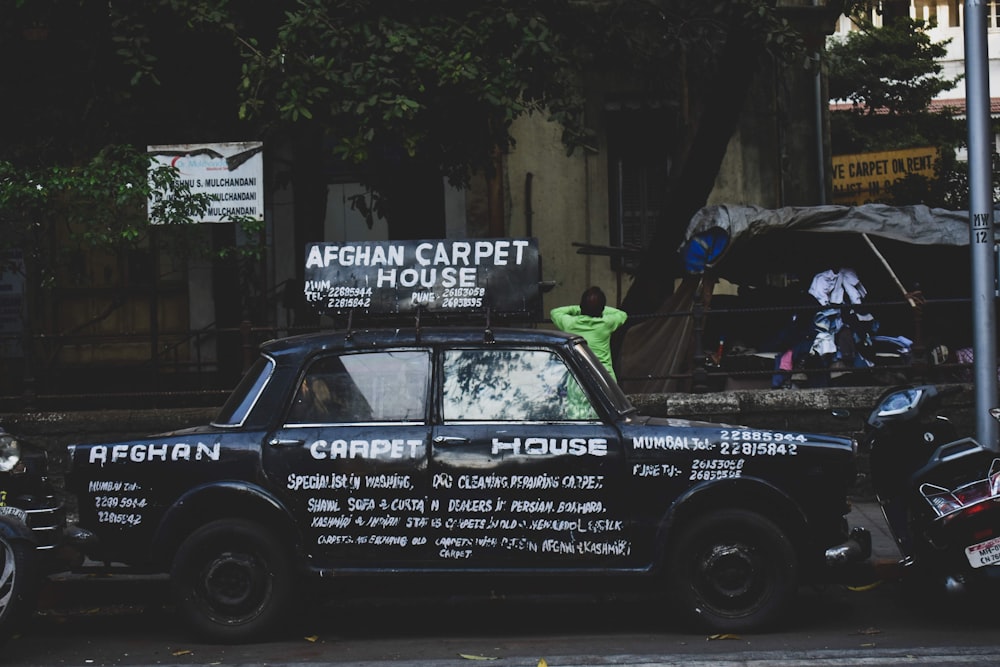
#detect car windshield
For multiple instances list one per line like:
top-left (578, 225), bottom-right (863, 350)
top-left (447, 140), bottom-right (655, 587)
top-left (212, 356), bottom-right (275, 427)
top-left (572, 342), bottom-right (635, 415)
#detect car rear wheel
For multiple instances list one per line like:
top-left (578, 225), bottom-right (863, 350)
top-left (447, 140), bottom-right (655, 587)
top-left (667, 509), bottom-right (797, 633)
top-left (171, 519), bottom-right (296, 643)
top-left (0, 531), bottom-right (37, 646)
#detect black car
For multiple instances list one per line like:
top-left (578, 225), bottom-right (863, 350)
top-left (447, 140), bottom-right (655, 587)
top-left (0, 427), bottom-right (65, 643)
top-left (63, 327), bottom-right (869, 643)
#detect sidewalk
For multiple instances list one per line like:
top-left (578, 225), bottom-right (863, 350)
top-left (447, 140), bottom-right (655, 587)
top-left (849, 498), bottom-right (899, 560)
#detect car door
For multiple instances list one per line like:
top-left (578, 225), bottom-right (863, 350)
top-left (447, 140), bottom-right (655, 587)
top-left (263, 348), bottom-right (434, 568)
top-left (429, 345), bottom-right (634, 570)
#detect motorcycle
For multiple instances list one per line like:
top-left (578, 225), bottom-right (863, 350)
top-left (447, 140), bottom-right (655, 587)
top-left (861, 384), bottom-right (1000, 596)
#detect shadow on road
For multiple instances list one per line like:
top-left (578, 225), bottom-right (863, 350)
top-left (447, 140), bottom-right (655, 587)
top-left (4, 573), bottom-right (1000, 666)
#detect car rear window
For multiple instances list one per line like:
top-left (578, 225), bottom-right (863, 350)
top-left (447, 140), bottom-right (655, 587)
top-left (212, 356), bottom-right (275, 427)
top-left (288, 350), bottom-right (429, 424)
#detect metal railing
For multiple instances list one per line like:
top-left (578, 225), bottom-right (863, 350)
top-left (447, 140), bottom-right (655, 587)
top-left (0, 294), bottom-right (980, 411)
top-left (621, 293), bottom-right (977, 394)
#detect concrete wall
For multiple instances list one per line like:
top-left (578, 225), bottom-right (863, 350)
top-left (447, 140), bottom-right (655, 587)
top-left (503, 113), bottom-right (621, 318)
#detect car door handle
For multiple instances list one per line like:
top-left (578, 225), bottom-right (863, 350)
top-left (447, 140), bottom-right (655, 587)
top-left (269, 438), bottom-right (305, 447)
top-left (433, 435), bottom-right (469, 445)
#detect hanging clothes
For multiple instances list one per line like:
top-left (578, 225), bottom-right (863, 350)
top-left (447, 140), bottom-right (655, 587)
top-left (810, 308), bottom-right (842, 357)
top-left (808, 268), bottom-right (867, 306)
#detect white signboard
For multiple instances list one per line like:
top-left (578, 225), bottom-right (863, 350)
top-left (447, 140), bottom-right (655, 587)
top-left (148, 142), bottom-right (264, 223)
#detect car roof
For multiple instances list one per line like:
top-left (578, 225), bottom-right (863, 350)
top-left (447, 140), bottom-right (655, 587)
top-left (259, 327), bottom-right (584, 361)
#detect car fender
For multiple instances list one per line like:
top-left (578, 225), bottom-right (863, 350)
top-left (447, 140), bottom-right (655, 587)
top-left (151, 480), bottom-right (301, 567)
top-left (0, 516), bottom-right (35, 545)
top-left (653, 476), bottom-right (810, 566)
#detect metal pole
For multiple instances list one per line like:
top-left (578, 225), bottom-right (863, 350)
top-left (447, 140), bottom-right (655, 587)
top-left (965, 1), bottom-right (999, 450)
top-left (813, 0), bottom-right (826, 205)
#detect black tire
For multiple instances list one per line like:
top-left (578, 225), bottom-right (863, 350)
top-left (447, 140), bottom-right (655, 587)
top-left (171, 519), bottom-right (296, 644)
top-left (0, 532), bottom-right (38, 646)
top-left (666, 509), bottom-right (798, 633)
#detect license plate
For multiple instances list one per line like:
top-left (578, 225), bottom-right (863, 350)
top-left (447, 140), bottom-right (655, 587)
top-left (966, 535), bottom-right (1000, 568)
top-left (0, 505), bottom-right (27, 524)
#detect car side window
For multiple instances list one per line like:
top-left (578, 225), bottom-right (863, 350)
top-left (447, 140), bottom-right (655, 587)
top-left (288, 350), bottom-right (429, 424)
top-left (442, 348), bottom-right (598, 421)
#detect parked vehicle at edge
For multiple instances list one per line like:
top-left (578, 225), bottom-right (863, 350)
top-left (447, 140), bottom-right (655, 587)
top-left (0, 427), bottom-right (65, 644)
top-left (862, 384), bottom-right (1000, 594)
top-left (60, 327), bottom-right (870, 643)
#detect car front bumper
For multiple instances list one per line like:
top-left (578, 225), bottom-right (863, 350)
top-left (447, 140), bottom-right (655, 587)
top-left (4, 494), bottom-right (67, 552)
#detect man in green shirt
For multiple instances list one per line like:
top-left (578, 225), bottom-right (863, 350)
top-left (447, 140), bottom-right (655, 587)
top-left (550, 286), bottom-right (628, 379)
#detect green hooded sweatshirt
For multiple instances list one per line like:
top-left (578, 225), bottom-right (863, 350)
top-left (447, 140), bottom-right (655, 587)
top-left (550, 305), bottom-right (628, 379)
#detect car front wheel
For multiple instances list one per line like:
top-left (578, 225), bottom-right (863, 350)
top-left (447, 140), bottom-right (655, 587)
top-left (667, 509), bottom-right (797, 633)
top-left (0, 530), bottom-right (37, 646)
top-left (171, 519), bottom-right (296, 643)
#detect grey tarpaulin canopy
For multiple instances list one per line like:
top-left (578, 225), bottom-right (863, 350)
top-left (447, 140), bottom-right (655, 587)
top-left (618, 204), bottom-right (973, 394)
top-left (682, 203), bottom-right (970, 274)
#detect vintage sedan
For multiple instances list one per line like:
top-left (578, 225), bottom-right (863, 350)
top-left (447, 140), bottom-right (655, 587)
top-left (63, 327), bottom-right (869, 643)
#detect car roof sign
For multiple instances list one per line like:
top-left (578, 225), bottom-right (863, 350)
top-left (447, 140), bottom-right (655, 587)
top-left (303, 238), bottom-right (543, 320)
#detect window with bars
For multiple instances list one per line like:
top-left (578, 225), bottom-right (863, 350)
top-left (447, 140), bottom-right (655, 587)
top-left (606, 106), bottom-right (673, 274)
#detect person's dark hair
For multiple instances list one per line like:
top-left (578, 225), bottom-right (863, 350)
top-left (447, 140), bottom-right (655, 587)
top-left (580, 286), bottom-right (606, 317)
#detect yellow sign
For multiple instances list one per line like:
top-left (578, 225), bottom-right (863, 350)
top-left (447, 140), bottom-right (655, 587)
top-left (831, 147), bottom-right (940, 205)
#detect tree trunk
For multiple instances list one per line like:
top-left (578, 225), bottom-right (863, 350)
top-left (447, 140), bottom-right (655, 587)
top-left (487, 145), bottom-right (506, 237)
top-left (620, 30), bottom-right (767, 319)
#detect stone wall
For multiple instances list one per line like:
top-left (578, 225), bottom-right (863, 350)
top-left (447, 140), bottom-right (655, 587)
top-left (630, 384), bottom-right (976, 435)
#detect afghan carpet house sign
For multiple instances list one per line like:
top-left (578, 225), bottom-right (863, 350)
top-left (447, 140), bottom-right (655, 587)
top-left (304, 239), bottom-right (542, 318)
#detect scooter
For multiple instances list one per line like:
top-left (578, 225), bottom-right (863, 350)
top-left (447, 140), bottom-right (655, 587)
top-left (862, 384), bottom-right (1000, 596)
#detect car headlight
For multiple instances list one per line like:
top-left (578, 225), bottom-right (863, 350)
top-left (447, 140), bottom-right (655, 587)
top-left (0, 432), bottom-right (21, 473)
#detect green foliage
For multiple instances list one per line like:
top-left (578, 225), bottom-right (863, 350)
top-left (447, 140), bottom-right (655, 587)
top-left (0, 2), bottom-right (264, 296)
top-left (4, 0), bottom-right (816, 196)
top-left (97, 0), bottom-right (810, 192)
top-left (827, 16), bottom-right (959, 116)
top-left (829, 104), bottom-right (964, 155)
top-left (233, 1), bottom-right (592, 185)
top-left (0, 145), bottom-right (266, 287)
top-left (2, 0), bottom-right (826, 313)
top-left (826, 15), bottom-right (969, 207)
